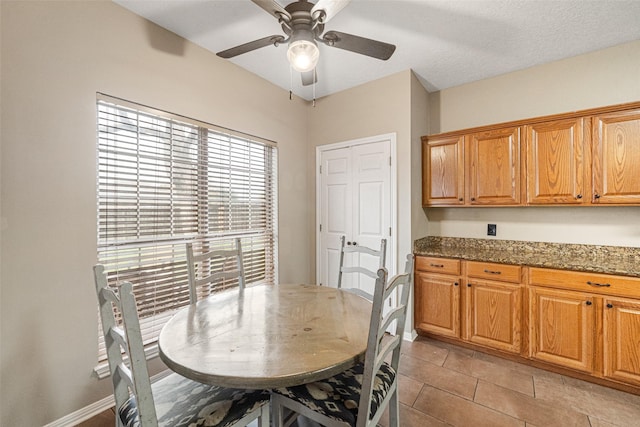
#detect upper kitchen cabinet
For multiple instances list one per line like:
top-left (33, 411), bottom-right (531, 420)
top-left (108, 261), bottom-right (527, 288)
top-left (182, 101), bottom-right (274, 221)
top-left (524, 118), bottom-right (588, 205)
top-left (422, 127), bottom-right (522, 207)
top-left (467, 126), bottom-right (521, 205)
top-left (592, 108), bottom-right (640, 204)
top-left (422, 101), bottom-right (640, 207)
top-left (422, 136), bottom-right (464, 206)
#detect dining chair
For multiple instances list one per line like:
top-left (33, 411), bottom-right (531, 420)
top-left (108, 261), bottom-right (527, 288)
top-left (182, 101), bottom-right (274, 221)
top-left (337, 235), bottom-right (387, 300)
top-left (271, 254), bottom-right (415, 427)
top-left (186, 238), bottom-right (245, 304)
top-left (93, 264), bottom-right (270, 427)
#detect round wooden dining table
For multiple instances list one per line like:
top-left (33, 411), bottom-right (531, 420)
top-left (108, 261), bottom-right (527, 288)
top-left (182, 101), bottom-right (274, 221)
top-left (158, 284), bottom-right (372, 389)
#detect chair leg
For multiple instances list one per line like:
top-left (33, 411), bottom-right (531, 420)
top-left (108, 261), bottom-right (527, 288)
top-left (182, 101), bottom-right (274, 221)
top-left (388, 389), bottom-right (399, 427)
top-left (258, 403), bottom-right (270, 427)
top-left (271, 396), bottom-right (283, 427)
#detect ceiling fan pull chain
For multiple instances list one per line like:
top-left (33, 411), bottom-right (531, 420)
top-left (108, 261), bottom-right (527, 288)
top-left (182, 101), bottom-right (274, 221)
top-left (289, 65), bottom-right (293, 101)
top-left (312, 68), bottom-right (316, 107)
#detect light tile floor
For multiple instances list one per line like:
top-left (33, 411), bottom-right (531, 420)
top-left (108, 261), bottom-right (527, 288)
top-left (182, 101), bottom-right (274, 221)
top-left (79, 336), bottom-right (640, 427)
top-left (382, 337), bottom-right (640, 427)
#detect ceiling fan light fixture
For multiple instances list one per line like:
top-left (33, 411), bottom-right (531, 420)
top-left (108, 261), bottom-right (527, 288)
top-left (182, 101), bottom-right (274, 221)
top-left (287, 39), bottom-right (319, 72)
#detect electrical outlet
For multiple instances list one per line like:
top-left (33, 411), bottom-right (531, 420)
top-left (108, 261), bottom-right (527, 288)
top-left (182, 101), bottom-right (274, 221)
top-left (487, 224), bottom-right (497, 236)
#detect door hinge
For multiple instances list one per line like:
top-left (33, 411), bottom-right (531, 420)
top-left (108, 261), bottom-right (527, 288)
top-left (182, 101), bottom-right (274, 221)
top-left (319, 165), bottom-right (322, 174)
top-left (320, 224), bottom-right (322, 232)
top-left (389, 156), bottom-right (392, 166)
top-left (389, 227), bottom-right (392, 236)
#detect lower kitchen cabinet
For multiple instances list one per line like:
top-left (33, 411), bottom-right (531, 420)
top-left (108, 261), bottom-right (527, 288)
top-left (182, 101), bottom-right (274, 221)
top-left (415, 256), bottom-right (640, 394)
top-left (465, 261), bottom-right (523, 353)
top-left (529, 267), bottom-right (640, 385)
top-left (415, 258), bottom-right (523, 352)
top-left (414, 256), bottom-right (461, 338)
top-left (467, 279), bottom-right (522, 353)
top-left (603, 296), bottom-right (640, 386)
top-left (529, 286), bottom-right (595, 372)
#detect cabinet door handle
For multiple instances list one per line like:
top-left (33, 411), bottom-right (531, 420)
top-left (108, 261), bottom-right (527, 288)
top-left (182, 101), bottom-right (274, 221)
top-left (607, 303), bottom-right (614, 309)
top-left (576, 194), bottom-right (583, 199)
top-left (585, 301), bottom-right (593, 306)
top-left (458, 198), bottom-right (464, 202)
top-left (467, 283), bottom-right (472, 287)
top-left (594, 193), bottom-right (601, 199)
top-left (483, 269), bottom-right (501, 275)
top-left (454, 282), bottom-right (459, 286)
top-left (430, 263), bottom-right (444, 268)
top-left (470, 197), bottom-right (476, 202)
top-left (587, 281), bottom-right (611, 287)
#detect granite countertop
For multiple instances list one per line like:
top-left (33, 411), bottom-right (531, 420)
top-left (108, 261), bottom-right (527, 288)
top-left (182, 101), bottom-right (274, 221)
top-left (414, 237), bottom-right (640, 278)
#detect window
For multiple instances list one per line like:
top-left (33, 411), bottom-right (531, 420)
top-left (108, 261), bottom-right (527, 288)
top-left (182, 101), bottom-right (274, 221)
top-left (96, 94), bottom-right (277, 365)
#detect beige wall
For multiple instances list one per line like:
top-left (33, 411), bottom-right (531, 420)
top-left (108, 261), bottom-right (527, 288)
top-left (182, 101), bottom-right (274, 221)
top-left (0, 2), bottom-right (308, 425)
top-left (307, 70), bottom-right (417, 279)
top-left (426, 40), bottom-right (640, 248)
top-left (410, 73), bottom-right (430, 244)
top-left (430, 40), bottom-right (640, 134)
top-left (306, 70), bottom-right (429, 335)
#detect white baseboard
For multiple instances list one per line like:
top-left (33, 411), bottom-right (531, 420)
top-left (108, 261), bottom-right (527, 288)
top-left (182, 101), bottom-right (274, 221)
top-left (44, 369), bottom-right (173, 427)
top-left (43, 395), bottom-right (115, 427)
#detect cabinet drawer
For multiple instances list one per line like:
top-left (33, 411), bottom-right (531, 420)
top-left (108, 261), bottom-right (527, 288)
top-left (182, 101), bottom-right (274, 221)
top-left (416, 256), bottom-right (460, 275)
top-left (466, 261), bottom-right (521, 283)
top-left (529, 267), bottom-right (640, 299)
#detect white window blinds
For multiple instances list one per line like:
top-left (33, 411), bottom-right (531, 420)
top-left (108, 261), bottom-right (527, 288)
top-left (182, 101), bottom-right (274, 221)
top-left (96, 95), bottom-right (277, 361)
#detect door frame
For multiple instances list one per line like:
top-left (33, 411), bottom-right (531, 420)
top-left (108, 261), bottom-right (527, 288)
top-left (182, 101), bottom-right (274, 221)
top-left (315, 132), bottom-right (398, 285)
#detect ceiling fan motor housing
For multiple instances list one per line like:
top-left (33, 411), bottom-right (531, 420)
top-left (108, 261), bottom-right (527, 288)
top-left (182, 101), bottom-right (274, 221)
top-left (281, 0), bottom-right (325, 39)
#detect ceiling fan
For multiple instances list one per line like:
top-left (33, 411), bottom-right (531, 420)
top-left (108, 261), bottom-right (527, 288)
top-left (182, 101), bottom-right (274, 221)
top-left (217, 0), bottom-right (396, 86)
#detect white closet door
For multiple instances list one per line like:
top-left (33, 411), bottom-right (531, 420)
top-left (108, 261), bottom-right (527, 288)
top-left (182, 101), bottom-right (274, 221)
top-left (350, 141), bottom-right (391, 296)
top-left (318, 138), bottom-right (391, 297)
top-left (319, 147), bottom-right (352, 288)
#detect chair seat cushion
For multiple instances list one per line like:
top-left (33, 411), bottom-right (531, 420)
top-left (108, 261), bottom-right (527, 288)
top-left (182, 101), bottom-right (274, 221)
top-left (273, 361), bottom-right (396, 426)
top-left (118, 373), bottom-right (269, 427)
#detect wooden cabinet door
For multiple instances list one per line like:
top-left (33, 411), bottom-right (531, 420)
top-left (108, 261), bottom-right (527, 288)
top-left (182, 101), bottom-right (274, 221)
top-left (525, 118), bottom-right (588, 204)
top-left (415, 272), bottom-right (461, 338)
top-left (423, 136), bottom-right (464, 206)
top-left (603, 297), bottom-right (640, 386)
top-left (530, 287), bottom-right (595, 372)
top-left (592, 109), bottom-right (640, 204)
top-left (466, 280), bottom-right (522, 353)
top-left (467, 127), bottom-right (521, 205)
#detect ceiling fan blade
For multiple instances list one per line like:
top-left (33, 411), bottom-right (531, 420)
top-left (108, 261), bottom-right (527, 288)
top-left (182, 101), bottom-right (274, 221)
top-left (301, 70), bottom-right (318, 86)
top-left (311, 0), bottom-right (350, 23)
top-left (217, 35), bottom-right (285, 59)
top-left (251, 0), bottom-right (291, 21)
top-left (322, 30), bottom-right (396, 60)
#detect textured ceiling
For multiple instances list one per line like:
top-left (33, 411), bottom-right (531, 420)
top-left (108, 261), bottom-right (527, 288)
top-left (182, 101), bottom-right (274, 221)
top-left (114, 0), bottom-right (640, 101)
